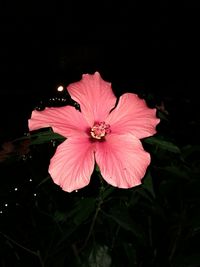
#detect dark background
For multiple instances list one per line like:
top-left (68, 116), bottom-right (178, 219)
top-left (0, 9), bottom-right (200, 267)
top-left (0, 11), bottom-right (199, 142)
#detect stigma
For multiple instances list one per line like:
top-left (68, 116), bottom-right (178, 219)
top-left (90, 122), bottom-right (111, 140)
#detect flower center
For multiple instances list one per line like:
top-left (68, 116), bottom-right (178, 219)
top-left (90, 122), bottom-right (111, 140)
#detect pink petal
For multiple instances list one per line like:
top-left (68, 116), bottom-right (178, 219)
top-left (106, 93), bottom-right (160, 139)
top-left (49, 137), bottom-right (95, 192)
top-left (28, 106), bottom-right (89, 138)
top-left (95, 133), bottom-right (150, 188)
top-left (67, 72), bottom-right (117, 126)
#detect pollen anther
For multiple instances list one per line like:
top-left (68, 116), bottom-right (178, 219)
top-left (90, 121), bottom-right (111, 140)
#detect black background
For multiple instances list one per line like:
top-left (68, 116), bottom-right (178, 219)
top-left (0, 7), bottom-right (200, 267)
top-left (0, 10), bottom-right (199, 142)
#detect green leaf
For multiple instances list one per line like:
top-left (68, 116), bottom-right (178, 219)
top-left (36, 175), bottom-right (51, 188)
top-left (123, 243), bottom-right (137, 266)
top-left (30, 131), bottom-right (65, 145)
top-left (158, 165), bottom-right (190, 180)
top-left (182, 145), bottom-right (200, 158)
top-left (142, 171), bottom-right (155, 198)
top-left (95, 164), bottom-right (100, 172)
top-left (173, 253), bottom-right (200, 267)
top-left (14, 129), bottom-right (66, 145)
top-left (157, 110), bottom-right (169, 121)
top-left (67, 198), bottom-right (96, 226)
top-left (104, 210), bottom-right (144, 241)
top-left (144, 136), bottom-right (181, 153)
top-left (101, 186), bottom-right (115, 200)
top-left (54, 210), bottom-right (68, 223)
top-left (86, 245), bottom-right (112, 267)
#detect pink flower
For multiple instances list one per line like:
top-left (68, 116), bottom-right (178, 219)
top-left (28, 72), bottom-right (160, 192)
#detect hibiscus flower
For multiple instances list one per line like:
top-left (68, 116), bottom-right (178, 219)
top-left (28, 72), bottom-right (160, 192)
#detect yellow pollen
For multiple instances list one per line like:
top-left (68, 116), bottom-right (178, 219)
top-left (90, 122), bottom-right (111, 140)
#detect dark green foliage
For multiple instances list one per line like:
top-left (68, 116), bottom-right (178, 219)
top-left (1, 109), bottom-right (200, 267)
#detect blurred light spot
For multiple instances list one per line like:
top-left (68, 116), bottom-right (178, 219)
top-left (57, 85), bottom-right (64, 92)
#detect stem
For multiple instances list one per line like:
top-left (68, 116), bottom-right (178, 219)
top-left (72, 243), bottom-right (81, 264)
top-left (168, 223), bottom-right (182, 264)
top-left (0, 232), bottom-right (44, 267)
top-left (168, 207), bottom-right (186, 265)
top-left (110, 225), bottom-right (120, 249)
top-left (148, 216), bottom-right (153, 248)
top-left (79, 175), bottom-right (105, 252)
